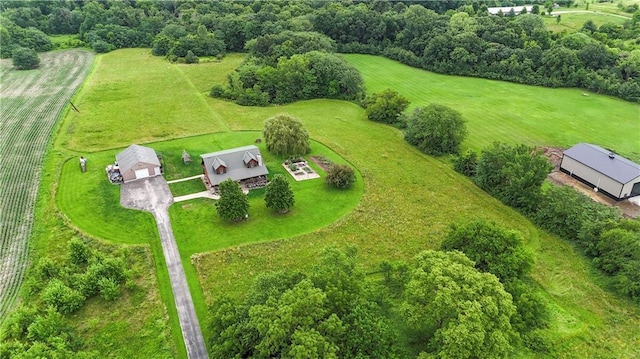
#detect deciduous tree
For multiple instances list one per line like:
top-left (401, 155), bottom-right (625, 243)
top-left (215, 179), bottom-right (249, 222)
top-left (12, 47), bottom-right (40, 70)
top-left (404, 104), bottom-right (467, 156)
top-left (264, 174), bottom-right (295, 213)
top-left (362, 88), bottom-right (410, 125)
top-left (263, 113), bottom-right (310, 157)
top-left (402, 250), bottom-right (516, 359)
top-left (441, 219), bottom-right (533, 283)
top-left (475, 142), bottom-right (552, 213)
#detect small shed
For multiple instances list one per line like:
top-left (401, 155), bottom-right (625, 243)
top-left (560, 143), bottom-right (640, 200)
top-left (116, 144), bottom-right (162, 183)
top-left (182, 149), bottom-right (192, 164)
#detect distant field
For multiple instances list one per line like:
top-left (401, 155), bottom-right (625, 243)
top-left (344, 54), bottom-right (640, 161)
top-left (543, 11), bottom-right (628, 32)
top-left (572, 0), bottom-right (639, 16)
top-left (53, 49), bottom-right (640, 358)
top-left (0, 50), bottom-right (93, 321)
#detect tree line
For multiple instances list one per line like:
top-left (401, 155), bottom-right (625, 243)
top-left (1, 0), bottom-right (638, 101)
top-left (453, 143), bottom-right (640, 303)
top-left (209, 217), bottom-right (552, 358)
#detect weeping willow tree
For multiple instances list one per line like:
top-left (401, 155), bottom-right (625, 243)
top-left (262, 113), bottom-right (310, 157)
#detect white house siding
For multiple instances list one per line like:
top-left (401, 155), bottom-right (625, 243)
top-left (561, 156), bottom-right (624, 197)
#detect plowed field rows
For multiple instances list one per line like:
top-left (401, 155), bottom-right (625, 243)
top-left (0, 50), bottom-right (94, 320)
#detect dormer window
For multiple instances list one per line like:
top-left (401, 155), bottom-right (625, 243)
top-left (213, 157), bottom-right (227, 174)
top-left (242, 151), bottom-right (258, 168)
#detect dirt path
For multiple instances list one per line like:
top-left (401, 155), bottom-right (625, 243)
top-left (120, 177), bottom-right (209, 359)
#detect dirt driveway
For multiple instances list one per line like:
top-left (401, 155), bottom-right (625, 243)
top-left (120, 176), bottom-right (208, 359)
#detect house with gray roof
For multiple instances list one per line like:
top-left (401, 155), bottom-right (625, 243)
top-left (487, 5), bottom-right (534, 15)
top-left (560, 143), bottom-right (640, 200)
top-left (200, 145), bottom-right (268, 189)
top-left (115, 144), bottom-right (162, 183)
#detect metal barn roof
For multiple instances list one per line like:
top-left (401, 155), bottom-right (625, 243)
top-left (200, 145), bottom-right (268, 186)
top-left (563, 143), bottom-right (640, 184)
top-left (116, 144), bottom-right (161, 173)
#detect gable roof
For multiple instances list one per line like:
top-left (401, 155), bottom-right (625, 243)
top-left (563, 143), bottom-right (640, 184)
top-left (116, 144), bottom-right (161, 173)
top-left (243, 151), bottom-right (257, 164)
top-left (212, 157), bottom-right (226, 170)
top-left (200, 145), bottom-right (268, 186)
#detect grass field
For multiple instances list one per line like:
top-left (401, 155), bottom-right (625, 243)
top-left (343, 54), bottom-right (640, 161)
top-left (48, 49), bottom-right (640, 358)
top-left (543, 11), bottom-right (628, 32)
top-left (572, 0), bottom-right (639, 16)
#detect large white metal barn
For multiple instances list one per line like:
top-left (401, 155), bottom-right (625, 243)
top-left (560, 143), bottom-right (640, 200)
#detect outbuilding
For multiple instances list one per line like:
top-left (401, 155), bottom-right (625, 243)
top-left (560, 143), bottom-right (640, 200)
top-left (115, 144), bottom-right (162, 183)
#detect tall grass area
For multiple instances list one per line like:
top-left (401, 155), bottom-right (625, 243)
top-left (53, 49), bottom-right (640, 358)
top-left (25, 143), bottom-right (180, 357)
top-left (344, 54), bottom-right (640, 161)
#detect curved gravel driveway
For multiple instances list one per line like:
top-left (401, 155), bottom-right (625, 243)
top-left (121, 176), bottom-right (208, 359)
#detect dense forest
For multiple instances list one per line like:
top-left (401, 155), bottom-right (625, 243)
top-left (1, 0), bottom-right (639, 101)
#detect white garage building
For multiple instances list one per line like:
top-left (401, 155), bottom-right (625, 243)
top-left (560, 143), bottom-right (640, 200)
top-left (115, 144), bottom-right (162, 183)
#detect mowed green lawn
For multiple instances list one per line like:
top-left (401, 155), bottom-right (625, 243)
top-left (55, 49), bottom-right (640, 358)
top-left (344, 54), bottom-right (640, 160)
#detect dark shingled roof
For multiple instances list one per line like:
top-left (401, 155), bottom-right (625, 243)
top-left (200, 145), bottom-right (268, 186)
top-left (116, 144), bottom-right (161, 173)
top-left (563, 143), bottom-right (640, 184)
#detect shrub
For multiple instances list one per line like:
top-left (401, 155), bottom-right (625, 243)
top-left (326, 164), bottom-right (356, 189)
top-left (12, 47), bottom-right (40, 70)
top-left (98, 277), bottom-right (120, 301)
top-left (362, 89), bottom-right (410, 125)
top-left (91, 40), bottom-right (112, 53)
top-left (41, 279), bottom-right (86, 314)
top-left (68, 238), bottom-right (90, 266)
top-left (452, 150), bottom-right (478, 177)
top-left (404, 104), bottom-right (467, 156)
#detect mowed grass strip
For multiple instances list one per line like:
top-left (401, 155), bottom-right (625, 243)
top-left (344, 54), bottom-right (640, 160)
top-left (61, 49), bottom-right (230, 152)
top-left (56, 151), bottom-right (157, 245)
